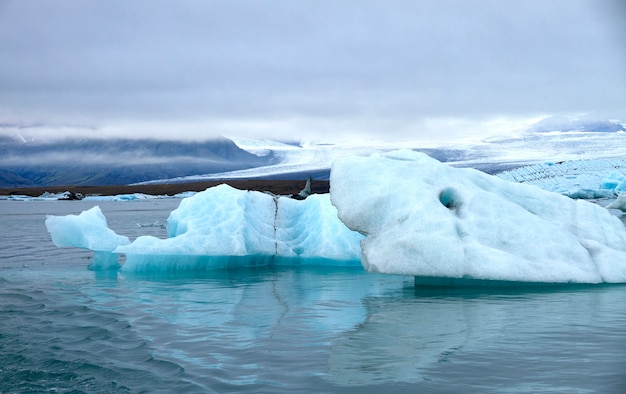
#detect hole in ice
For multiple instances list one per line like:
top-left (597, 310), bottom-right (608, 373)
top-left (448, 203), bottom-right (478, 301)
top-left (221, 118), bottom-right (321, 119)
top-left (439, 187), bottom-right (461, 210)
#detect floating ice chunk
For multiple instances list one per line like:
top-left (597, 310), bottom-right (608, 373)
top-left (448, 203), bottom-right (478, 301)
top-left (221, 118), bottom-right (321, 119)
top-left (600, 171), bottom-right (623, 190)
top-left (45, 206), bottom-right (129, 251)
top-left (601, 172), bottom-right (626, 194)
top-left (83, 193), bottom-right (157, 201)
top-left (606, 194), bottom-right (626, 212)
top-left (118, 184), bottom-right (363, 271)
top-left (45, 206), bottom-right (130, 270)
top-left (562, 189), bottom-right (614, 199)
top-left (3, 191), bottom-right (74, 201)
top-left (173, 191), bottom-right (197, 199)
top-left (330, 150), bottom-right (626, 284)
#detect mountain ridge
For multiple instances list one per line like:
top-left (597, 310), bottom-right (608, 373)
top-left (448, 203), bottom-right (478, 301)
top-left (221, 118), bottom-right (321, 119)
top-left (0, 136), bottom-right (275, 187)
top-left (2, 115), bottom-right (625, 188)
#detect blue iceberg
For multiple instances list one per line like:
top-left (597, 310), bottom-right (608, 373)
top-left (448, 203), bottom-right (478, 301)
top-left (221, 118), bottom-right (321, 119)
top-left (45, 206), bottom-right (130, 270)
top-left (45, 184), bottom-right (363, 271)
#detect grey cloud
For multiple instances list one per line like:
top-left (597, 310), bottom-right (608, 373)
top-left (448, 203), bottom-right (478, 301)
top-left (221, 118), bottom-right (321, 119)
top-left (0, 0), bottom-right (624, 140)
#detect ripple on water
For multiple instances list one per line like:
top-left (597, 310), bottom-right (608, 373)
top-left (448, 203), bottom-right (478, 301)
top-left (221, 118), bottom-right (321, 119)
top-left (0, 282), bottom-right (205, 393)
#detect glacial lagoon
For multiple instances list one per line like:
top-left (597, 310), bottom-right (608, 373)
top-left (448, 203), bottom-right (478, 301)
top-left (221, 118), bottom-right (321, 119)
top-left (2, 199), bottom-right (626, 393)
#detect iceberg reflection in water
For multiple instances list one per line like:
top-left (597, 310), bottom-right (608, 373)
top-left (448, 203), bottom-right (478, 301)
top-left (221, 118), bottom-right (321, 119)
top-left (326, 284), bottom-right (626, 390)
top-left (91, 269), bottom-right (626, 392)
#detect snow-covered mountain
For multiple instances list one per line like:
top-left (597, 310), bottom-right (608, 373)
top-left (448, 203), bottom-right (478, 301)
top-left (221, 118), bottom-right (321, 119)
top-left (2, 115), bottom-right (625, 188)
top-left (139, 127), bottom-right (626, 185)
top-left (526, 114), bottom-right (625, 133)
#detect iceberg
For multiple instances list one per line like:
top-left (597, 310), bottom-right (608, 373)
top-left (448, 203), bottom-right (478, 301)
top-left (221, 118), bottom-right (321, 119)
top-left (330, 150), bottom-right (626, 284)
top-left (45, 184), bottom-right (363, 271)
top-left (606, 194), bottom-right (626, 212)
top-left (45, 206), bottom-right (130, 270)
top-left (45, 151), bottom-right (626, 284)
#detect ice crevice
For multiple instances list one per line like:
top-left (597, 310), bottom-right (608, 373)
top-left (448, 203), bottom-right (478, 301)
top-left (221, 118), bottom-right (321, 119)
top-left (273, 195), bottom-right (279, 256)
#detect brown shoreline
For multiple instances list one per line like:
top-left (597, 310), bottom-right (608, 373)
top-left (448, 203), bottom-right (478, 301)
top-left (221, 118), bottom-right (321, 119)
top-left (0, 179), bottom-right (329, 198)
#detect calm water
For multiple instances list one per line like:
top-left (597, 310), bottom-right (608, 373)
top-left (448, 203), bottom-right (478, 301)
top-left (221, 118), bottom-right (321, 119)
top-left (1, 199), bottom-right (626, 393)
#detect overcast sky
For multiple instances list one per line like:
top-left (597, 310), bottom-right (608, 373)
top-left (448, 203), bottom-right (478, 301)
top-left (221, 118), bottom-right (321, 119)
top-left (0, 0), bottom-right (624, 143)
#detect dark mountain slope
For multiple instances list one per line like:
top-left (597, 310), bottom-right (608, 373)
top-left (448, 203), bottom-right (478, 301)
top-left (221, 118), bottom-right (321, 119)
top-left (0, 136), bottom-right (275, 187)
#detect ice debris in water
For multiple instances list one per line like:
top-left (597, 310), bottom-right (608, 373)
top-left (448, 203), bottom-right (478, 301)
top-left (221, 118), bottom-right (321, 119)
top-left (45, 184), bottom-right (363, 271)
top-left (330, 150), bottom-right (626, 284)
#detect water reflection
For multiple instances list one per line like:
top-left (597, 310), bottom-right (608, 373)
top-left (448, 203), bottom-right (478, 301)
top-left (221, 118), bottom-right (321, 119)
top-left (326, 284), bottom-right (626, 389)
top-left (327, 289), bottom-right (473, 385)
top-left (88, 265), bottom-right (626, 392)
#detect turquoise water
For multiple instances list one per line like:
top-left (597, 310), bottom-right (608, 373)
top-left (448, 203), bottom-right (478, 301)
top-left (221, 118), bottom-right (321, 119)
top-left (1, 200), bottom-right (626, 393)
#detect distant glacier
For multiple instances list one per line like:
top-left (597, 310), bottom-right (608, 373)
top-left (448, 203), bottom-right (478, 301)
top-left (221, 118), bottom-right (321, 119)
top-left (497, 159), bottom-right (626, 197)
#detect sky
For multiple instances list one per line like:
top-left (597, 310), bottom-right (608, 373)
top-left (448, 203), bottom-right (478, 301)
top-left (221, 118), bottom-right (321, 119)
top-left (0, 0), bottom-right (624, 144)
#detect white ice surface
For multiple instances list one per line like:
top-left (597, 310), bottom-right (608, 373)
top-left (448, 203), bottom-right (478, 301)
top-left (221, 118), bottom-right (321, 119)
top-left (330, 150), bottom-right (626, 284)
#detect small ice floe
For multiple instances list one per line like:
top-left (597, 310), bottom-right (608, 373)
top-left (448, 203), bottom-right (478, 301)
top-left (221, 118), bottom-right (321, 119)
top-left (137, 220), bottom-right (166, 229)
top-left (606, 194), bottom-right (626, 212)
